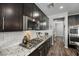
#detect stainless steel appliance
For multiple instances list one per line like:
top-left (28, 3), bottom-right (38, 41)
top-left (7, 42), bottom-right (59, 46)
top-left (23, 16), bottom-right (33, 30)
top-left (69, 26), bottom-right (79, 46)
top-left (70, 28), bottom-right (78, 34)
top-left (20, 38), bottom-right (43, 49)
top-left (69, 26), bottom-right (79, 35)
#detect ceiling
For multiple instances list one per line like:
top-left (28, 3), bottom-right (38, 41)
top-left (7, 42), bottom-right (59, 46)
top-left (36, 3), bottom-right (79, 17)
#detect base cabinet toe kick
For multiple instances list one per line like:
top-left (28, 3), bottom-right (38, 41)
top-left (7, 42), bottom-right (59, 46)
top-left (28, 37), bottom-right (52, 56)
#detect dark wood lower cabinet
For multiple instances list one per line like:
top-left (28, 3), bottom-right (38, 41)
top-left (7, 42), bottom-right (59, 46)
top-left (44, 41), bottom-right (49, 56)
top-left (29, 37), bottom-right (52, 56)
top-left (29, 48), bottom-right (40, 56)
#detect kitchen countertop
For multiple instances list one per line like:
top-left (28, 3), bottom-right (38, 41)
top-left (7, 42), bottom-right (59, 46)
top-left (0, 36), bottom-right (51, 56)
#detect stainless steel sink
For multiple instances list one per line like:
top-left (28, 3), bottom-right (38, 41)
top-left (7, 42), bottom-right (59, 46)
top-left (20, 38), bottom-right (43, 49)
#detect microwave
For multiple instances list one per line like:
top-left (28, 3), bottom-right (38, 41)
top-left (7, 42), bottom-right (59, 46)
top-left (70, 28), bottom-right (78, 34)
top-left (69, 26), bottom-right (79, 35)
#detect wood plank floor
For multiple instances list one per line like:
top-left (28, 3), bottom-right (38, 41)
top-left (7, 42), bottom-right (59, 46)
top-left (47, 37), bottom-right (78, 56)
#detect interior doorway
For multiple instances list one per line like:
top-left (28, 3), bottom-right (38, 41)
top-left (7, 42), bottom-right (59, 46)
top-left (53, 18), bottom-right (65, 44)
top-left (55, 21), bottom-right (64, 37)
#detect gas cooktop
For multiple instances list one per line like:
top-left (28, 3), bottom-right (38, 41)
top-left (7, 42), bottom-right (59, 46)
top-left (20, 38), bottom-right (43, 49)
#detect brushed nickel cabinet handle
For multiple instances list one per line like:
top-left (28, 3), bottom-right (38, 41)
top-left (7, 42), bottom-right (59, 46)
top-left (3, 16), bottom-right (4, 30)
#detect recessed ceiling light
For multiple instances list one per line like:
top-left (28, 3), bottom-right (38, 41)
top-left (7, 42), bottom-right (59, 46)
top-left (60, 6), bottom-right (63, 9)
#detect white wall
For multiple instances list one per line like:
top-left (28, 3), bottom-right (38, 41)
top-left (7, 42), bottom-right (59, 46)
top-left (48, 12), bottom-right (68, 48)
top-left (48, 17), bottom-right (53, 45)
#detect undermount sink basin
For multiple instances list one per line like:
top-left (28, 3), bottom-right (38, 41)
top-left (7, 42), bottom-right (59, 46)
top-left (20, 38), bottom-right (43, 49)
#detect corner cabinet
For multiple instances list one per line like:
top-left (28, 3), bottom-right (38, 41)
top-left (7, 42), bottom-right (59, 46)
top-left (29, 37), bottom-right (52, 56)
top-left (0, 3), bottom-right (23, 31)
top-left (23, 3), bottom-right (49, 30)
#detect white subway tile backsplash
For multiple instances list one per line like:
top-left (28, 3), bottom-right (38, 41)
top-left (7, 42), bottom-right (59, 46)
top-left (0, 32), bottom-right (4, 41)
top-left (0, 31), bottom-right (24, 48)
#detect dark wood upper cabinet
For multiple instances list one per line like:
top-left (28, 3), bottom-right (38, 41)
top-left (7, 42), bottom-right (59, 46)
top-left (0, 4), bottom-right (3, 31)
top-left (4, 16), bottom-right (22, 31)
top-left (24, 3), bottom-right (49, 30)
top-left (1, 3), bottom-right (23, 31)
top-left (68, 15), bottom-right (76, 26)
top-left (0, 16), bottom-right (3, 31)
top-left (0, 3), bottom-right (49, 31)
top-left (68, 15), bottom-right (79, 26)
top-left (76, 15), bottom-right (79, 25)
top-left (32, 4), bottom-right (40, 21)
top-left (24, 3), bottom-right (33, 18)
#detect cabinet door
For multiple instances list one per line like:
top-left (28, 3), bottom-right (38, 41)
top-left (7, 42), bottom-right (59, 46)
top-left (38, 43), bottom-right (45, 56)
top-left (68, 15), bottom-right (77, 26)
top-left (44, 40), bottom-right (49, 56)
top-left (32, 4), bottom-right (40, 20)
top-left (69, 15), bottom-right (79, 26)
top-left (4, 4), bottom-right (23, 31)
top-left (4, 16), bottom-right (20, 31)
top-left (46, 16), bottom-right (49, 30)
top-left (29, 43), bottom-right (45, 56)
top-left (0, 4), bottom-right (3, 31)
top-left (0, 15), bottom-right (3, 31)
top-left (76, 15), bottom-right (79, 25)
top-left (4, 4), bottom-right (23, 16)
top-left (29, 48), bottom-right (40, 56)
top-left (24, 3), bottom-right (33, 18)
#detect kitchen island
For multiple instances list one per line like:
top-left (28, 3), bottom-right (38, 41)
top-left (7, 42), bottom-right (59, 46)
top-left (0, 36), bottom-right (52, 56)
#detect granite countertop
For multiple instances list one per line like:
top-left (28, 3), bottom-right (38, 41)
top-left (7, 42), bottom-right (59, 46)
top-left (0, 36), bottom-right (51, 56)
